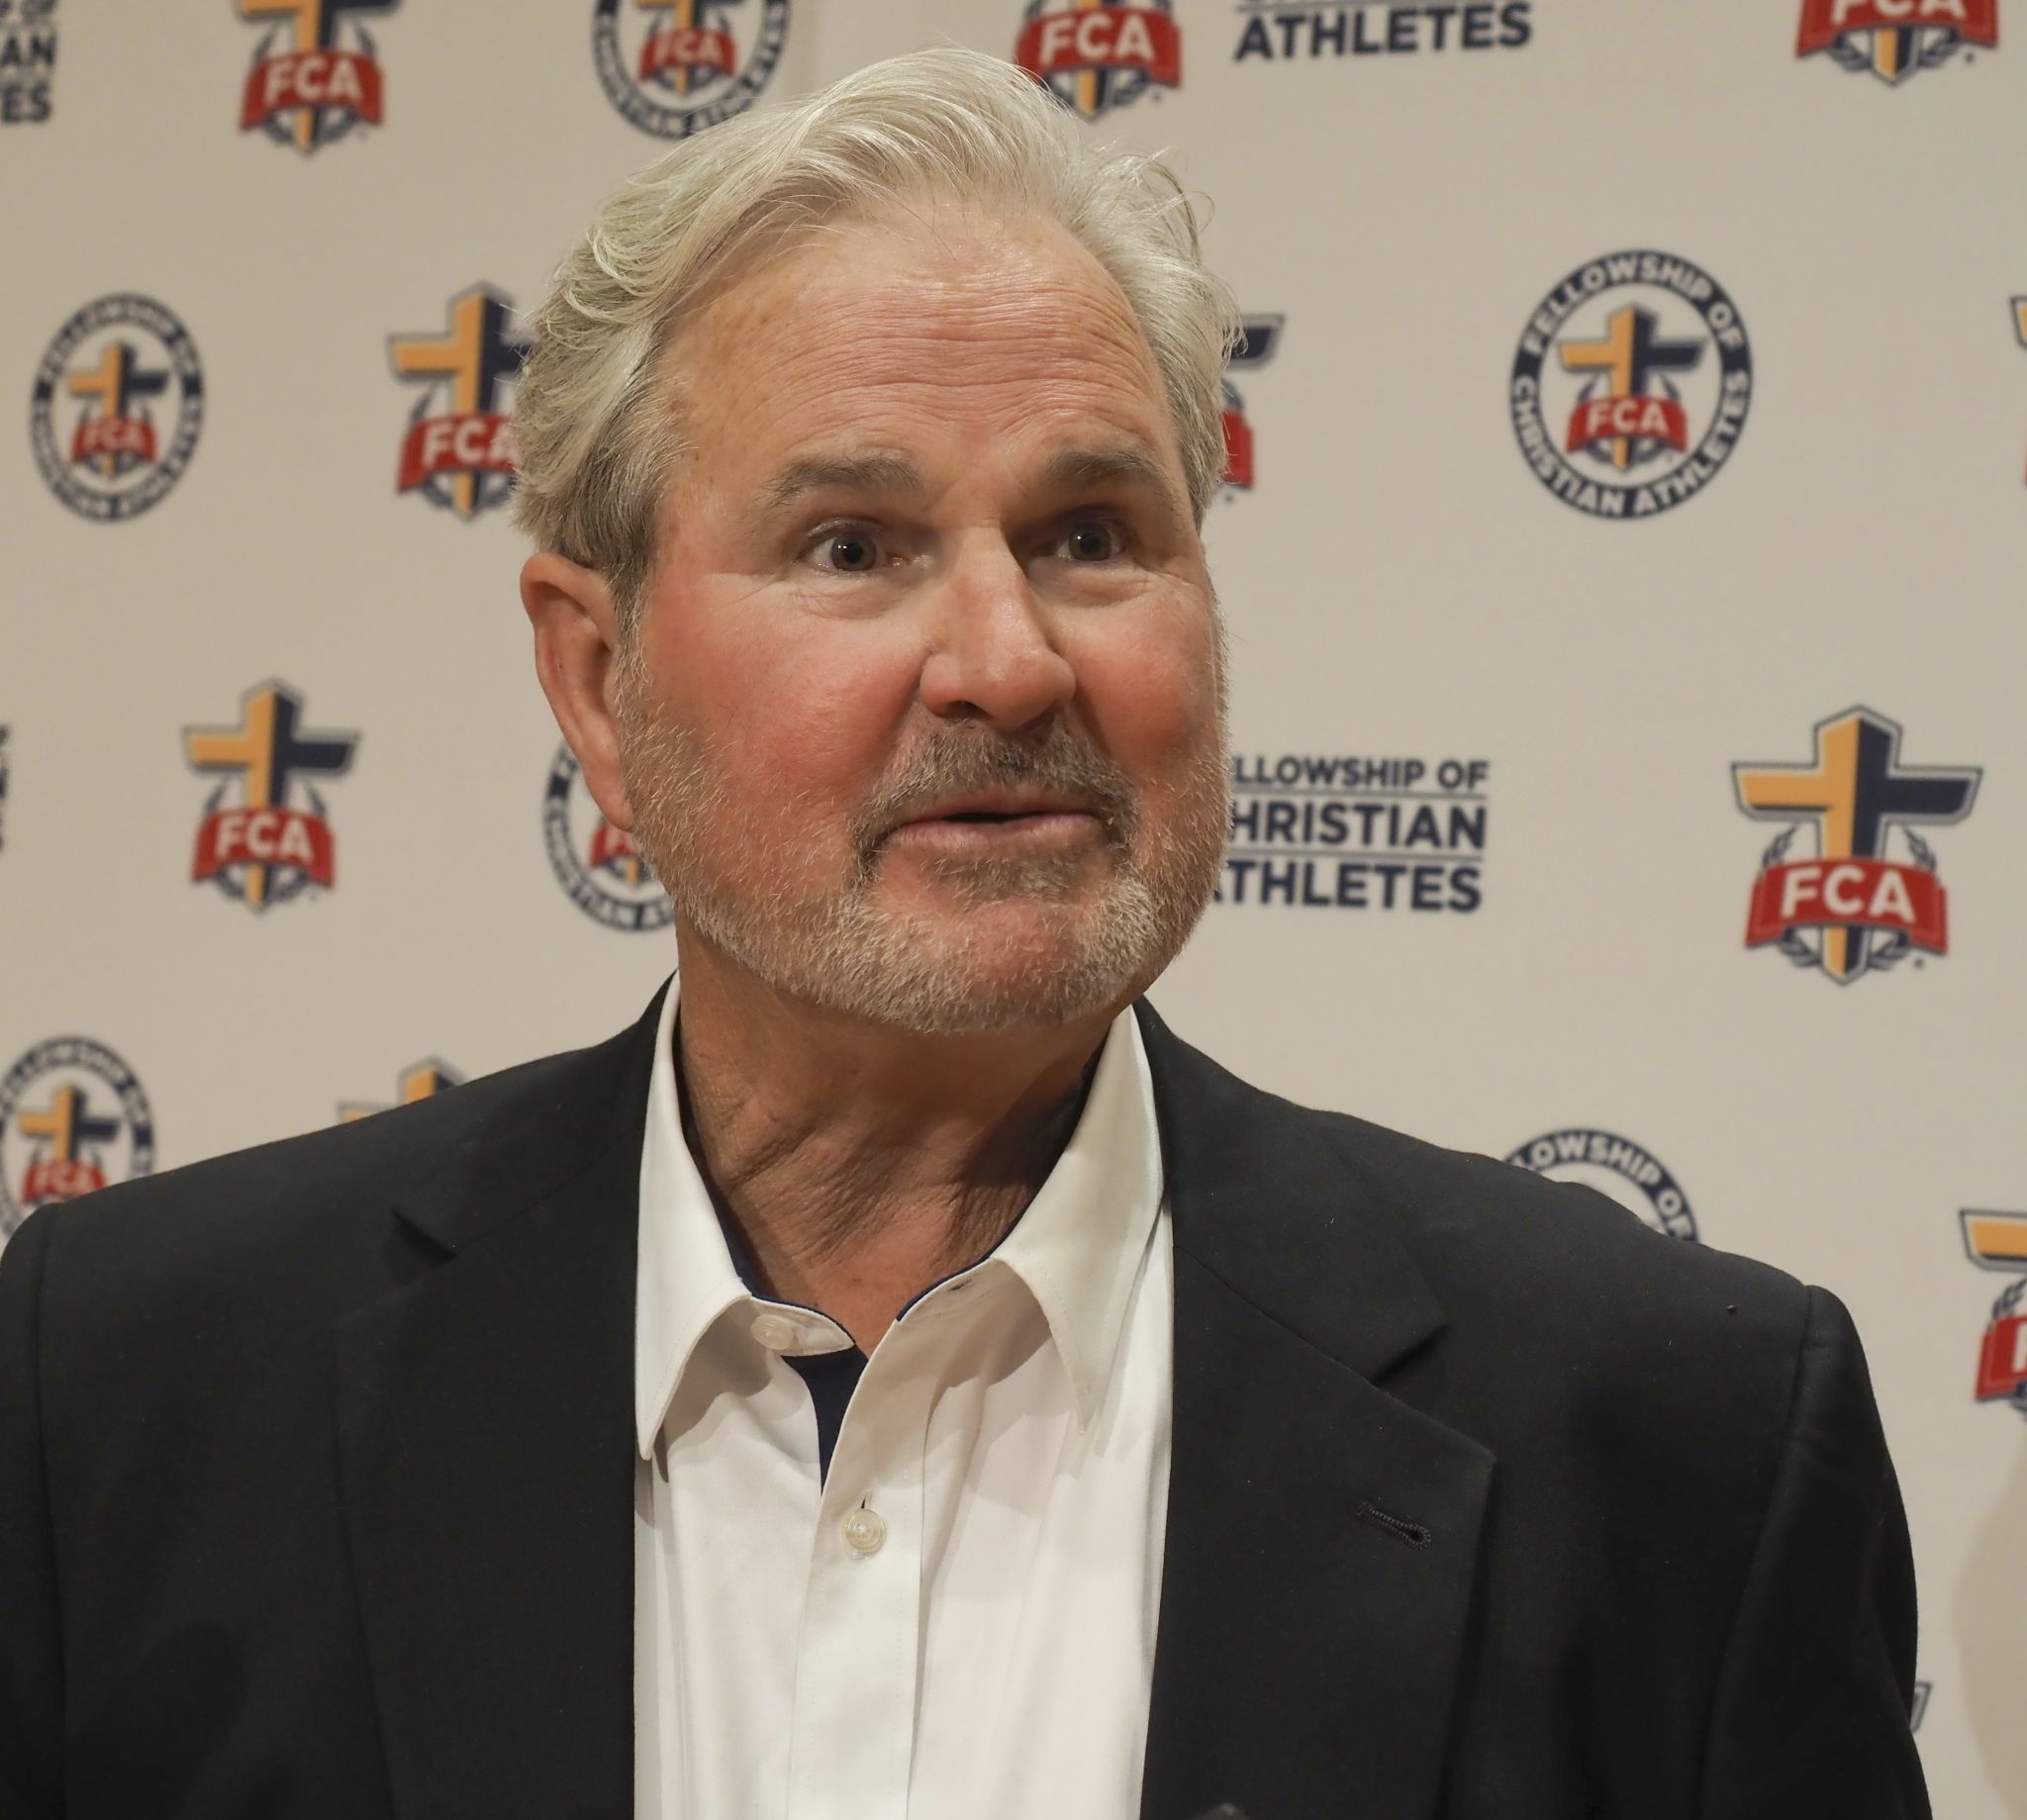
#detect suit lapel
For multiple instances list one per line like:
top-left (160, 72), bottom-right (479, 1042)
top-left (326, 986), bottom-right (1488, 1819)
top-left (332, 991), bottom-right (663, 1820)
top-left (1136, 1006), bottom-right (1496, 1820)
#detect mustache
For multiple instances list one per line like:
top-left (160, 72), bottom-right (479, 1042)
top-left (849, 726), bottom-right (1139, 857)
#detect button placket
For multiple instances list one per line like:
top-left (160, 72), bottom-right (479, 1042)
top-left (783, 1330), bottom-right (932, 1820)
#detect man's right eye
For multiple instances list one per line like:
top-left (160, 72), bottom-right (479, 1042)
top-left (807, 527), bottom-right (884, 573)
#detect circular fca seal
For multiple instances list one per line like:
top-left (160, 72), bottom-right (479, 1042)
top-left (1505, 1128), bottom-right (1698, 1241)
top-left (1509, 250), bottom-right (1751, 521)
top-left (30, 295), bottom-right (204, 523)
top-left (0, 1037), bottom-right (156, 1237)
top-left (543, 742), bottom-right (674, 932)
top-left (591, 0), bottom-right (790, 140)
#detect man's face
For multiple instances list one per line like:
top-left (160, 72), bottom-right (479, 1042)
top-left (611, 202), bottom-right (1229, 1033)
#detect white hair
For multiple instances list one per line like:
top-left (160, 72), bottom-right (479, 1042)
top-left (512, 45), bottom-right (1241, 623)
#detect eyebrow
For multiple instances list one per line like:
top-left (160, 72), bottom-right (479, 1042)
top-left (758, 451), bottom-right (926, 518)
top-left (751, 440), bottom-right (1191, 530)
top-left (1040, 443), bottom-right (1191, 533)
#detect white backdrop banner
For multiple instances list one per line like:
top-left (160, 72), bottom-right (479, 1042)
top-left (2, 2), bottom-right (2022, 1809)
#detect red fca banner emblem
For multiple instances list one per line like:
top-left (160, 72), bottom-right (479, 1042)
top-left (238, 0), bottom-right (396, 153)
top-left (1733, 707), bottom-right (1979, 985)
top-left (1560, 306), bottom-right (1699, 466)
top-left (1796, 0), bottom-right (1997, 83)
top-left (1016, 0), bottom-right (1182, 120)
top-left (65, 338), bottom-right (167, 472)
top-left (184, 682), bottom-right (358, 911)
top-left (1963, 1211), bottom-right (2027, 1410)
top-left (638, 1), bottom-right (735, 81)
top-left (389, 286), bottom-right (527, 520)
top-left (15, 1089), bottom-right (116, 1204)
top-left (1221, 315), bottom-right (1284, 491)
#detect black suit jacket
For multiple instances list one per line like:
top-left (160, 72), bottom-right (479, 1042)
top-left (0, 990), bottom-right (1928, 1819)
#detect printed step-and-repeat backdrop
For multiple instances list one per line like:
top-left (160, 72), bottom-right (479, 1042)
top-left (2, 2), bottom-right (2022, 1809)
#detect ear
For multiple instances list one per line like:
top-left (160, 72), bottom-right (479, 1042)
top-left (521, 550), bottom-right (636, 831)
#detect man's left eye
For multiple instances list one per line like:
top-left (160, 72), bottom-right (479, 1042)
top-left (1056, 520), bottom-right (1122, 562)
top-left (813, 528), bottom-right (883, 572)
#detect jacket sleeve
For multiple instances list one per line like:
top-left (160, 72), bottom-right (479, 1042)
top-left (1697, 1286), bottom-right (1930, 1819)
top-left (0, 1205), bottom-right (65, 1819)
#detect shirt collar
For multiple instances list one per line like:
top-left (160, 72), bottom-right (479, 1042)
top-left (979, 1001), bottom-right (1164, 1428)
top-left (633, 982), bottom-right (1165, 1457)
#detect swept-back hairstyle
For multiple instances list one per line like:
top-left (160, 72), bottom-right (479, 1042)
top-left (511, 45), bottom-right (1240, 623)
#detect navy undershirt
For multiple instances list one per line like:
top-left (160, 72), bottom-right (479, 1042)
top-left (714, 1206), bottom-right (867, 1485)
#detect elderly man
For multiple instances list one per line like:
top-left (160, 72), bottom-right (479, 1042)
top-left (0, 48), bottom-right (1926, 1820)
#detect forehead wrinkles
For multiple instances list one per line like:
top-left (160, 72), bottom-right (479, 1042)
top-left (667, 219), bottom-right (1173, 457)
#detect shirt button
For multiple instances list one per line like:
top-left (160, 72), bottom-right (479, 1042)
top-left (841, 1506), bottom-right (887, 1556)
top-left (750, 1312), bottom-right (797, 1352)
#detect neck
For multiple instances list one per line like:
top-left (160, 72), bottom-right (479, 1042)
top-left (670, 932), bottom-right (1119, 1353)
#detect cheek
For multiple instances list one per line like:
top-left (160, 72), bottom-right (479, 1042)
top-left (1068, 611), bottom-right (1222, 776)
top-left (642, 586), bottom-right (924, 807)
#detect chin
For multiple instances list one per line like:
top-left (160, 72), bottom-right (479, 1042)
top-left (682, 862), bottom-right (1197, 1035)
top-left (839, 897), bottom-right (1155, 1035)
top-left (854, 969), bottom-right (1134, 1037)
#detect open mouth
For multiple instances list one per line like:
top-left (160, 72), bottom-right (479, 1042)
top-left (889, 806), bottom-right (1102, 848)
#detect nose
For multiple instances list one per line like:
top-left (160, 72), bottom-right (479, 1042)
top-left (917, 541), bottom-right (1077, 732)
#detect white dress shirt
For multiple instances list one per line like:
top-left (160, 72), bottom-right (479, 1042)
top-left (633, 984), bottom-right (1175, 1820)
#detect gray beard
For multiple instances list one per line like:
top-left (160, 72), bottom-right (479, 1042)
top-left (610, 651), bottom-right (1230, 1035)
